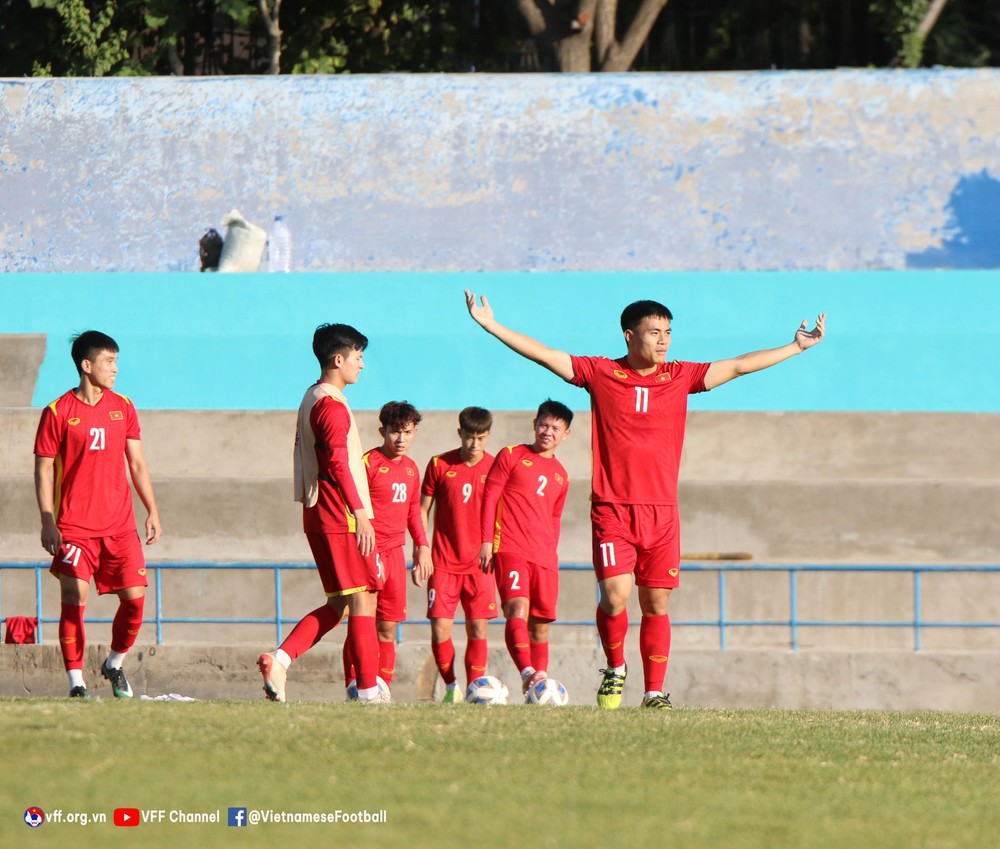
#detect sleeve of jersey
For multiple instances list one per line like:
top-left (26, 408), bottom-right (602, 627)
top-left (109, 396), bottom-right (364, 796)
top-left (406, 482), bottom-right (430, 548)
top-left (125, 398), bottom-right (142, 440)
top-left (312, 400), bottom-right (365, 513)
top-left (480, 449), bottom-right (512, 545)
top-left (33, 407), bottom-right (61, 457)
top-left (551, 471), bottom-right (569, 546)
top-left (568, 354), bottom-right (597, 388)
top-left (420, 458), bottom-right (438, 499)
top-left (687, 361), bottom-right (712, 393)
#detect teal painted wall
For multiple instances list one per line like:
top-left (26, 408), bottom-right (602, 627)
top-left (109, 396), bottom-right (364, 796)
top-left (3, 272), bottom-right (997, 412)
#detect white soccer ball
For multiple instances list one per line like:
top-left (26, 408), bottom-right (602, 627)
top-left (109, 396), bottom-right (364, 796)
top-left (465, 675), bottom-right (509, 705)
top-left (528, 678), bottom-right (569, 706)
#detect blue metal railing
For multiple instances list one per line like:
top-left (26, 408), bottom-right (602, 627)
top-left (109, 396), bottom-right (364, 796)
top-left (2, 562), bottom-right (998, 651)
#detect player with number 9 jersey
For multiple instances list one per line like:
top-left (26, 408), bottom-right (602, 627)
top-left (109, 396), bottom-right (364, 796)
top-left (420, 406), bottom-right (497, 699)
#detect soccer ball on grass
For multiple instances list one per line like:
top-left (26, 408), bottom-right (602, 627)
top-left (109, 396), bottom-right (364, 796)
top-left (465, 675), bottom-right (510, 705)
top-left (528, 678), bottom-right (569, 706)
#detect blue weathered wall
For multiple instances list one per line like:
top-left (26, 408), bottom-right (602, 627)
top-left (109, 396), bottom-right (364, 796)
top-left (2, 71), bottom-right (998, 273)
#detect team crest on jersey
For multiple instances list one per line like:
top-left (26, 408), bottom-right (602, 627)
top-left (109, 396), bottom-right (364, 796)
top-left (613, 369), bottom-right (629, 380)
top-left (445, 470), bottom-right (458, 478)
top-left (521, 459), bottom-right (533, 467)
top-left (555, 473), bottom-right (565, 484)
top-left (406, 467), bottom-right (415, 476)
top-left (68, 417), bottom-right (81, 426)
top-left (480, 474), bottom-right (487, 483)
top-left (378, 466), bottom-right (390, 474)
top-left (109, 410), bottom-right (124, 420)
top-left (656, 373), bottom-right (672, 382)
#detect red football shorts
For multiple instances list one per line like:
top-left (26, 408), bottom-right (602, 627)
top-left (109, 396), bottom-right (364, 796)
top-left (426, 569), bottom-right (498, 621)
top-left (492, 552), bottom-right (558, 621)
top-left (591, 502), bottom-right (682, 588)
top-left (375, 546), bottom-right (407, 622)
top-left (306, 531), bottom-right (382, 597)
top-left (50, 532), bottom-right (147, 595)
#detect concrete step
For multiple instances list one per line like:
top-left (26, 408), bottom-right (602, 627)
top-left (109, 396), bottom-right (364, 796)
top-left (4, 474), bottom-right (997, 563)
top-left (2, 643), bottom-right (997, 712)
top-left (5, 408), bottom-right (999, 481)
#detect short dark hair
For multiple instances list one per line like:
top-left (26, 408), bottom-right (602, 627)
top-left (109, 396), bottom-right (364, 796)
top-left (620, 300), bottom-right (673, 333)
top-left (312, 323), bottom-right (368, 369)
top-left (458, 406), bottom-right (492, 434)
top-left (380, 401), bottom-right (422, 430)
top-left (71, 330), bottom-right (119, 376)
top-left (536, 399), bottom-right (573, 428)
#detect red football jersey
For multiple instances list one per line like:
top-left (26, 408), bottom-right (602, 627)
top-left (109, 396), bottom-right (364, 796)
top-left (569, 355), bottom-right (710, 505)
top-left (421, 448), bottom-right (494, 575)
top-left (33, 389), bottom-right (141, 538)
top-left (363, 446), bottom-right (429, 552)
top-left (481, 443), bottom-right (569, 570)
top-left (303, 394), bottom-right (367, 534)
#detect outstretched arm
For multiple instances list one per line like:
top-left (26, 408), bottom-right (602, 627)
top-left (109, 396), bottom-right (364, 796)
top-left (465, 290), bottom-right (574, 382)
top-left (704, 314), bottom-right (826, 391)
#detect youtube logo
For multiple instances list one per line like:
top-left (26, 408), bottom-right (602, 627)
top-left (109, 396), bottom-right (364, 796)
top-left (114, 808), bottom-right (140, 827)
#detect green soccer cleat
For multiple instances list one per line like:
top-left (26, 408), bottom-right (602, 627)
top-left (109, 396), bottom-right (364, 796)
top-left (69, 686), bottom-right (92, 699)
top-left (596, 665), bottom-right (627, 710)
top-left (441, 685), bottom-right (460, 704)
top-left (101, 660), bottom-right (134, 699)
top-left (641, 693), bottom-right (673, 710)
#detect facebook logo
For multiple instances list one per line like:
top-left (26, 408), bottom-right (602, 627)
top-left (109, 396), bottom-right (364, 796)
top-left (227, 807), bottom-right (247, 827)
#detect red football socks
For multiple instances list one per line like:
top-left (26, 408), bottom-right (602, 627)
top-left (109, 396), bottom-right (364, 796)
top-left (505, 617), bottom-right (532, 672)
top-left (465, 637), bottom-right (488, 684)
top-left (640, 613), bottom-right (672, 693)
top-left (110, 595), bottom-right (144, 653)
top-left (596, 606), bottom-right (628, 668)
top-left (529, 639), bottom-right (549, 675)
top-left (431, 638), bottom-right (457, 685)
top-left (59, 602), bottom-right (85, 670)
top-left (279, 603), bottom-right (343, 662)
top-left (377, 639), bottom-right (396, 685)
top-left (347, 615), bottom-right (378, 690)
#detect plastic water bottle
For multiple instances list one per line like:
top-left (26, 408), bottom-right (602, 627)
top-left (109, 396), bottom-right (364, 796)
top-left (266, 214), bottom-right (292, 272)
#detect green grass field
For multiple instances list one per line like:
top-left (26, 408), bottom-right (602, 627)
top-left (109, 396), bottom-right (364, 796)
top-left (2, 697), bottom-right (997, 849)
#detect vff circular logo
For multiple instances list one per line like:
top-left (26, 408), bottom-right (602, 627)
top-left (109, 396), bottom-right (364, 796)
top-left (24, 807), bottom-right (45, 828)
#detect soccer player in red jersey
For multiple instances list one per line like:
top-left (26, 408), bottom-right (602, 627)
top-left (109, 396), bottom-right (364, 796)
top-left (33, 330), bottom-right (162, 699)
top-left (466, 290), bottom-right (825, 709)
top-left (342, 401), bottom-right (432, 696)
top-left (479, 399), bottom-right (572, 701)
top-left (420, 406), bottom-right (497, 702)
top-left (257, 323), bottom-right (387, 704)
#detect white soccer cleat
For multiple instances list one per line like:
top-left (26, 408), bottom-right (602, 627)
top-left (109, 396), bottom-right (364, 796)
top-left (257, 652), bottom-right (287, 703)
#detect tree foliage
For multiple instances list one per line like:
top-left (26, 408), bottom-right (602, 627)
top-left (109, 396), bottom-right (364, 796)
top-left (0, 0), bottom-right (996, 77)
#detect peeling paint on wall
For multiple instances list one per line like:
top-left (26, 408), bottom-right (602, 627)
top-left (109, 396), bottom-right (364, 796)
top-left (1, 71), bottom-right (998, 272)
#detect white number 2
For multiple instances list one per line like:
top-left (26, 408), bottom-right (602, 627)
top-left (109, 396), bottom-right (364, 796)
top-left (89, 427), bottom-right (105, 450)
top-left (62, 545), bottom-right (82, 567)
top-left (508, 570), bottom-right (522, 591)
top-left (536, 475), bottom-right (548, 496)
top-left (462, 482), bottom-right (473, 503)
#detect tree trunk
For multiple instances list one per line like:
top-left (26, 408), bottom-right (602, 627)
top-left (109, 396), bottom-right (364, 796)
top-left (257, 0), bottom-right (282, 75)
